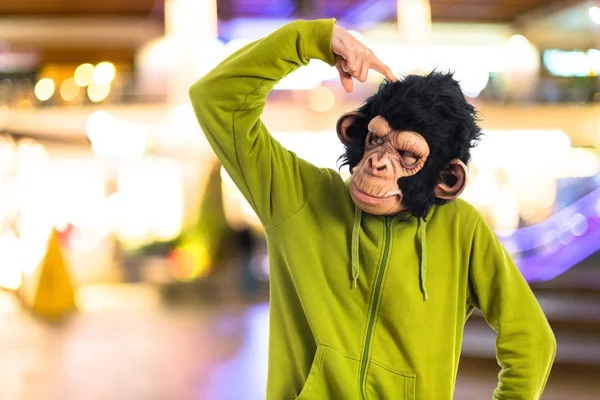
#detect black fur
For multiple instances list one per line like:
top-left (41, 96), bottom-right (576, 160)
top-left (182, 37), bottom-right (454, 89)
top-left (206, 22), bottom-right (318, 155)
top-left (339, 71), bottom-right (483, 219)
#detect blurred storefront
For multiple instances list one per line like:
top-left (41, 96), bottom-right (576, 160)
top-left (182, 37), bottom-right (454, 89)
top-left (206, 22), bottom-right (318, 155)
top-left (0, 0), bottom-right (600, 294)
top-left (0, 1), bottom-right (599, 399)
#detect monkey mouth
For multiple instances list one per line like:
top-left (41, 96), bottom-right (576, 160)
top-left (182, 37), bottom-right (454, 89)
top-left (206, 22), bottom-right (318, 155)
top-left (351, 184), bottom-right (403, 204)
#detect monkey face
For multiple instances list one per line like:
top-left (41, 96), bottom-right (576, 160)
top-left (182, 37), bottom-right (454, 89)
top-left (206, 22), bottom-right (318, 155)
top-left (337, 73), bottom-right (479, 218)
top-left (349, 116), bottom-right (430, 216)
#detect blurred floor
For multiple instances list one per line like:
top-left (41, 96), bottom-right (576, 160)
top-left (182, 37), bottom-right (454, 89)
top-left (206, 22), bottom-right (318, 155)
top-left (0, 284), bottom-right (599, 400)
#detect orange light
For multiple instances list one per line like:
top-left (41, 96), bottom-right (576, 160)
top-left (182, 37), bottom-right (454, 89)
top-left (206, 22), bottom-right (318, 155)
top-left (168, 246), bottom-right (210, 282)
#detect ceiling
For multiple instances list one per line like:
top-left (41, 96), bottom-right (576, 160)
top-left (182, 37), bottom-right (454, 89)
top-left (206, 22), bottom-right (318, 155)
top-left (0, 0), bottom-right (585, 23)
top-left (0, 0), bottom-right (161, 17)
top-left (429, 0), bottom-right (584, 22)
top-left (0, 0), bottom-right (591, 65)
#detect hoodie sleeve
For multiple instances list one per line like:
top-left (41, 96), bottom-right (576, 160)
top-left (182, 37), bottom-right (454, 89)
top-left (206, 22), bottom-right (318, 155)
top-left (468, 215), bottom-right (557, 400)
top-left (189, 19), bottom-right (337, 229)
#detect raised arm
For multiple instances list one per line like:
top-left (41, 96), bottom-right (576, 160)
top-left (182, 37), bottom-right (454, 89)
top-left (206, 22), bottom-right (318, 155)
top-left (189, 20), bottom-right (336, 229)
top-left (468, 216), bottom-right (556, 399)
top-left (189, 19), bottom-right (396, 229)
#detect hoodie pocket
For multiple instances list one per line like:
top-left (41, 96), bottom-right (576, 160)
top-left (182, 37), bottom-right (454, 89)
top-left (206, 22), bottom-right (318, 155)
top-left (295, 342), bottom-right (361, 400)
top-left (365, 360), bottom-right (416, 400)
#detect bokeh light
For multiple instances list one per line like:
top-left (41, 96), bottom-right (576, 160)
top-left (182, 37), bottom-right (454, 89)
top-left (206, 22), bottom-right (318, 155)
top-left (508, 34), bottom-right (530, 48)
top-left (470, 171), bottom-right (498, 207)
top-left (455, 68), bottom-right (490, 97)
top-left (589, 6), bottom-right (600, 25)
top-left (570, 213), bottom-right (588, 237)
top-left (307, 85), bottom-right (335, 112)
top-left (168, 246), bottom-right (210, 281)
top-left (86, 110), bottom-right (115, 142)
top-left (87, 83), bottom-right (111, 103)
top-left (74, 63), bottom-right (95, 87)
top-left (86, 110), bottom-right (148, 159)
top-left (34, 78), bottom-right (55, 101)
top-left (0, 231), bottom-right (22, 290)
top-left (60, 78), bottom-right (80, 101)
top-left (93, 62), bottom-right (116, 86)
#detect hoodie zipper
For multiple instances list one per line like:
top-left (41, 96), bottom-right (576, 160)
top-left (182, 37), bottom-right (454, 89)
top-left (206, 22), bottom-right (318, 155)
top-left (358, 216), bottom-right (392, 400)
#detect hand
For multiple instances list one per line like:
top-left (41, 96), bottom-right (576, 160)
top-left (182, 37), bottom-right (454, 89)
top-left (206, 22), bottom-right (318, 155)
top-left (331, 24), bottom-right (397, 93)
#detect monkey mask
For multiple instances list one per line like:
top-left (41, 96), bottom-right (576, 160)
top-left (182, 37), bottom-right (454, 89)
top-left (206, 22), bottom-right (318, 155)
top-left (337, 72), bottom-right (482, 219)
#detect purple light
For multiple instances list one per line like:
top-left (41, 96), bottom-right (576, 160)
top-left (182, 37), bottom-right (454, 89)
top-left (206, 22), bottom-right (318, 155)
top-left (497, 187), bottom-right (600, 283)
top-left (515, 214), bottom-right (600, 282)
top-left (233, 0), bottom-right (295, 17)
top-left (497, 187), bottom-right (600, 253)
top-left (340, 0), bottom-right (396, 29)
top-left (203, 303), bottom-right (269, 399)
top-left (219, 18), bottom-right (294, 41)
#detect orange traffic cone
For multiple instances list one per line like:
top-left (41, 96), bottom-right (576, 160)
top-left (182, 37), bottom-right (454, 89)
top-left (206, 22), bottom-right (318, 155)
top-left (30, 229), bottom-right (76, 321)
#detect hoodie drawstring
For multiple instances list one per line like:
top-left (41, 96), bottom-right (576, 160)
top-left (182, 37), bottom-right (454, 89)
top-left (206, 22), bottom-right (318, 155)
top-left (351, 205), bottom-right (362, 288)
top-left (350, 204), bottom-right (428, 301)
top-left (417, 217), bottom-right (429, 301)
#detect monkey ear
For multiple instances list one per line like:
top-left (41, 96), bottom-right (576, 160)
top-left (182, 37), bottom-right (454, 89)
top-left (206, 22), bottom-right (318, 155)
top-left (434, 159), bottom-right (468, 200)
top-left (336, 111), bottom-right (366, 146)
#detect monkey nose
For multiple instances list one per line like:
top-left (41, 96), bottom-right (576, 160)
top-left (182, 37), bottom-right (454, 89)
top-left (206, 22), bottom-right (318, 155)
top-left (369, 155), bottom-right (387, 172)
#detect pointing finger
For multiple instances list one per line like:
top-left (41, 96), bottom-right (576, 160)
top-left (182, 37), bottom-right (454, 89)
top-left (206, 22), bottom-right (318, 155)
top-left (370, 55), bottom-right (397, 83)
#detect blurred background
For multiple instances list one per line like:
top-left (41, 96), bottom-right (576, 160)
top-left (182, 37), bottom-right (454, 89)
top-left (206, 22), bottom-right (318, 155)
top-left (0, 0), bottom-right (599, 399)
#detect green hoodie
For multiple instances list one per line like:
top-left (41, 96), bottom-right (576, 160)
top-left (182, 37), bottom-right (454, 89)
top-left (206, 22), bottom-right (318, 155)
top-left (190, 19), bottom-right (556, 400)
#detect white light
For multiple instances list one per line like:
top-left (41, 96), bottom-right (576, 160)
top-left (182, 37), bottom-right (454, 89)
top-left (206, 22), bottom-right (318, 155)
top-left (91, 122), bottom-right (147, 159)
top-left (87, 82), bottom-right (111, 103)
top-left (93, 62), bottom-right (116, 86)
top-left (86, 110), bottom-right (116, 142)
top-left (0, 134), bottom-right (16, 177)
top-left (543, 49), bottom-right (598, 77)
top-left (307, 86), bottom-right (335, 112)
top-left (60, 77), bottom-right (80, 101)
top-left (74, 63), bottom-right (95, 87)
top-left (454, 68), bottom-right (489, 97)
top-left (589, 49), bottom-right (600, 69)
top-left (0, 232), bottom-right (22, 290)
top-left (348, 30), bottom-right (366, 43)
top-left (508, 35), bottom-right (530, 48)
top-left (223, 39), bottom-right (252, 55)
top-left (274, 60), bottom-right (337, 91)
top-left (172, 102), bottom-right (199, 131)
top-left (113, 161), bottom-right (183, 244)
top-left (570, 213), bottom-right (588, 237)
top-left (273, 131), bottom-right (346, 170)
top-left (558, 226), bottom-right (574, 245)
top-left (560, 148), bottom-right (600, 178)
top-left (397, 0), bottom-right (432, 47)
top-left (472, 130), bottom-right (571, 179)
top-left (86, 111), bottom-right (147, 159)
top-left (48, 163), bottom-right (109, 239)
top-left (471, 172), bottom-right (498, 206)
top-left (589, 6), bottom-right (600, 24)
top-left (490, 188), bottom-right (520, 232)
top-left (195, 37), bottom-right (226, 78)
top-left (0, 187), bottom-right (3, 227)
top-left (544, 230), bottom-right (560, 254)
top-left (34, 78), bottom-right (55, 101)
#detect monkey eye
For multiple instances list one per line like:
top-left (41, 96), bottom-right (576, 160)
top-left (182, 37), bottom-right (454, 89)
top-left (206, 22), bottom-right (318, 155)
top-left (400, 151), bottom-right (419, 167)
top-left (368, 133), bottom-right (385, 146)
